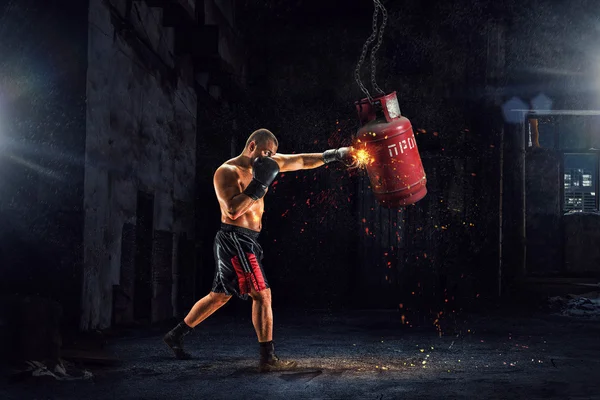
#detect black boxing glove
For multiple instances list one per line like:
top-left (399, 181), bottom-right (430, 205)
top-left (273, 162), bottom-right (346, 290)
top-left (243, 156), bottom-right (280, 200)
top-left (323, 147), bottom-right (357, 167)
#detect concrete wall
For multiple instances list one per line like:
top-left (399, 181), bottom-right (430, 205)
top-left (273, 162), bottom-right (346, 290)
top-left (203, 0), bottom-right (246, 87)
top-left (81, 0), bottom-right (197, 330)
top-left (525, 150), bottom-right (562, 275)
top-left (564, 213), bottom-right (600, 275)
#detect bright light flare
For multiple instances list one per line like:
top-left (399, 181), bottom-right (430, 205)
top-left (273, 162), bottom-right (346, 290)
top-left (351, 145), bottom-right (374, 168)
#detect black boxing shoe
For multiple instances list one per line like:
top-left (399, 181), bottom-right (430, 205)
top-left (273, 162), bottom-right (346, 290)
top-left (258, 355), bottom-right (298, 373)
top-left (163, 321), bottom-right (193, 360)
top-left (258, 341), bottom-right (297, 372)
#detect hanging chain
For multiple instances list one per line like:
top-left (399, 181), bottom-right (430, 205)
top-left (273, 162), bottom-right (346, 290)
top-left (354, 0), bottom-right (388, 102)
top-left (370, 0), bottom-right (387, 95)
top-left (354, 1), bottom-right (380, 102)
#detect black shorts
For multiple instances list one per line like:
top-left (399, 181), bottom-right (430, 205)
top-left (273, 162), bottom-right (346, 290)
top-left (211, 223), bottom-right (270, 300)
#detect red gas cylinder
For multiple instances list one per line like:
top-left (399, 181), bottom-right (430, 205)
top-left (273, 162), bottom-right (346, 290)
top-left (355, 91), bottom-right (427, 207)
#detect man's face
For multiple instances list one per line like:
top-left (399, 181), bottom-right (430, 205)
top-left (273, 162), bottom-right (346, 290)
top-left (250, 140), bottom-right (278, 159)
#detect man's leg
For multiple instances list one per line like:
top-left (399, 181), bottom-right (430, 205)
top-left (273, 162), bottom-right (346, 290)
top-left (185, 292), bottom-right (232, 327)
top-left (250, 288), bottom-right (273, 342)
top-left (164, 292), bottom-right (232, 359)
top-left (249, 288), bottom-right (297, 372)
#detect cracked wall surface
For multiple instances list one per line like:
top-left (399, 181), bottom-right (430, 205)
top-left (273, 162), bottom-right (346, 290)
top-left (81, 0), bottom-right (197, 330)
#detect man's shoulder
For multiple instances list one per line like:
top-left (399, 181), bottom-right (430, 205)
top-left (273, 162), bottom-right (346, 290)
top-left (222, 157), bottom-right (240, 167)
top-left (219, 159), bottom-right (241, 171)
top-left (215, 161), bottom-right (241, 179)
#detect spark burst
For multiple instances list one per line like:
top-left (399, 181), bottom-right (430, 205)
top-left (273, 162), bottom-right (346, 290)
top-left (352, 146), bottom-right (374, 168)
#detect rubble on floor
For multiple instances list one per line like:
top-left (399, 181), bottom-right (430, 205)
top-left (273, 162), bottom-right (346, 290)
top-left (549, 291), bottom-right (600, 319)
top-left (7, 360), bottom-right (93, 383)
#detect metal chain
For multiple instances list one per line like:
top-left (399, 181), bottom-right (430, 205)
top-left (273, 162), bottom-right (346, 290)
top-left (370, 0), bottom-right (388, 95)
top-left (354, 1), bottom-right (381, 102)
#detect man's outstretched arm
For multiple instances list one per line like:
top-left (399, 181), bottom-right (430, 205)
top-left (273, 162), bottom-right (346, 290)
top-left (273, 147), bottom-right (356, 173)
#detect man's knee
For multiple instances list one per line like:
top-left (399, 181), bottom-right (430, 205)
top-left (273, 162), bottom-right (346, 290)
top-left (209, 291), bottom-right (232, 304)
top-left (250, 288), bottom-right (271, 304)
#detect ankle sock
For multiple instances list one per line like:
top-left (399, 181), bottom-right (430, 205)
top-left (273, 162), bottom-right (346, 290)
top-left (170, 321), bottom-right (192, 337)
top-left (260, 340), bottom-right (274, 361)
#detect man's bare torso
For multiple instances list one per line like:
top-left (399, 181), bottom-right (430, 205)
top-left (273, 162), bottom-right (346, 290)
top-left (218, 158), bottom-right (266, 232)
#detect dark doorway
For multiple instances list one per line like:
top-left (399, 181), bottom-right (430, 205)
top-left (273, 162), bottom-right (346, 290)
top-left (134, 191), bottom-right (154, 321)
top-left (176, 233), bottom-right (196, 317)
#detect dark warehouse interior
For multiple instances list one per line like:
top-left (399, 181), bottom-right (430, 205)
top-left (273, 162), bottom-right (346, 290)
top-left (1, 0), bottom-right (600, 398)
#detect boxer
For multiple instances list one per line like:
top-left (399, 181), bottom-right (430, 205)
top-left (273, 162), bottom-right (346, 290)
top-left (164, 128), bottom-right (356, 372)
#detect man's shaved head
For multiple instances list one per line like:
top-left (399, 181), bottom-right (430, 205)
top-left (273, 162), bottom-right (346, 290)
top-left (245, 129), bottom-right (279, 149)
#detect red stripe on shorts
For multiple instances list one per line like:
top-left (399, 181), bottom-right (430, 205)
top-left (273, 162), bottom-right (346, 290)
top-left (231, 256), bottom-right (250, 294)
top-left (246, 253), bottom-right (267, 291)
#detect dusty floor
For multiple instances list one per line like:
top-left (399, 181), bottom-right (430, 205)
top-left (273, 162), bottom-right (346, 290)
top-left (2, 304), bottom-right (600, 400)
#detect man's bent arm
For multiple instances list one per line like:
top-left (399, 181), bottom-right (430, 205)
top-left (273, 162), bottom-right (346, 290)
top-left (214, 167), bottom-right (256, 220)
top-left (225, 193), bottom-right (256, 220)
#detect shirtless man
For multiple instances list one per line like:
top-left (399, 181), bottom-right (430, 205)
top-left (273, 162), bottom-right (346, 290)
top-left (164, 128), bottom-right (356, 372)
